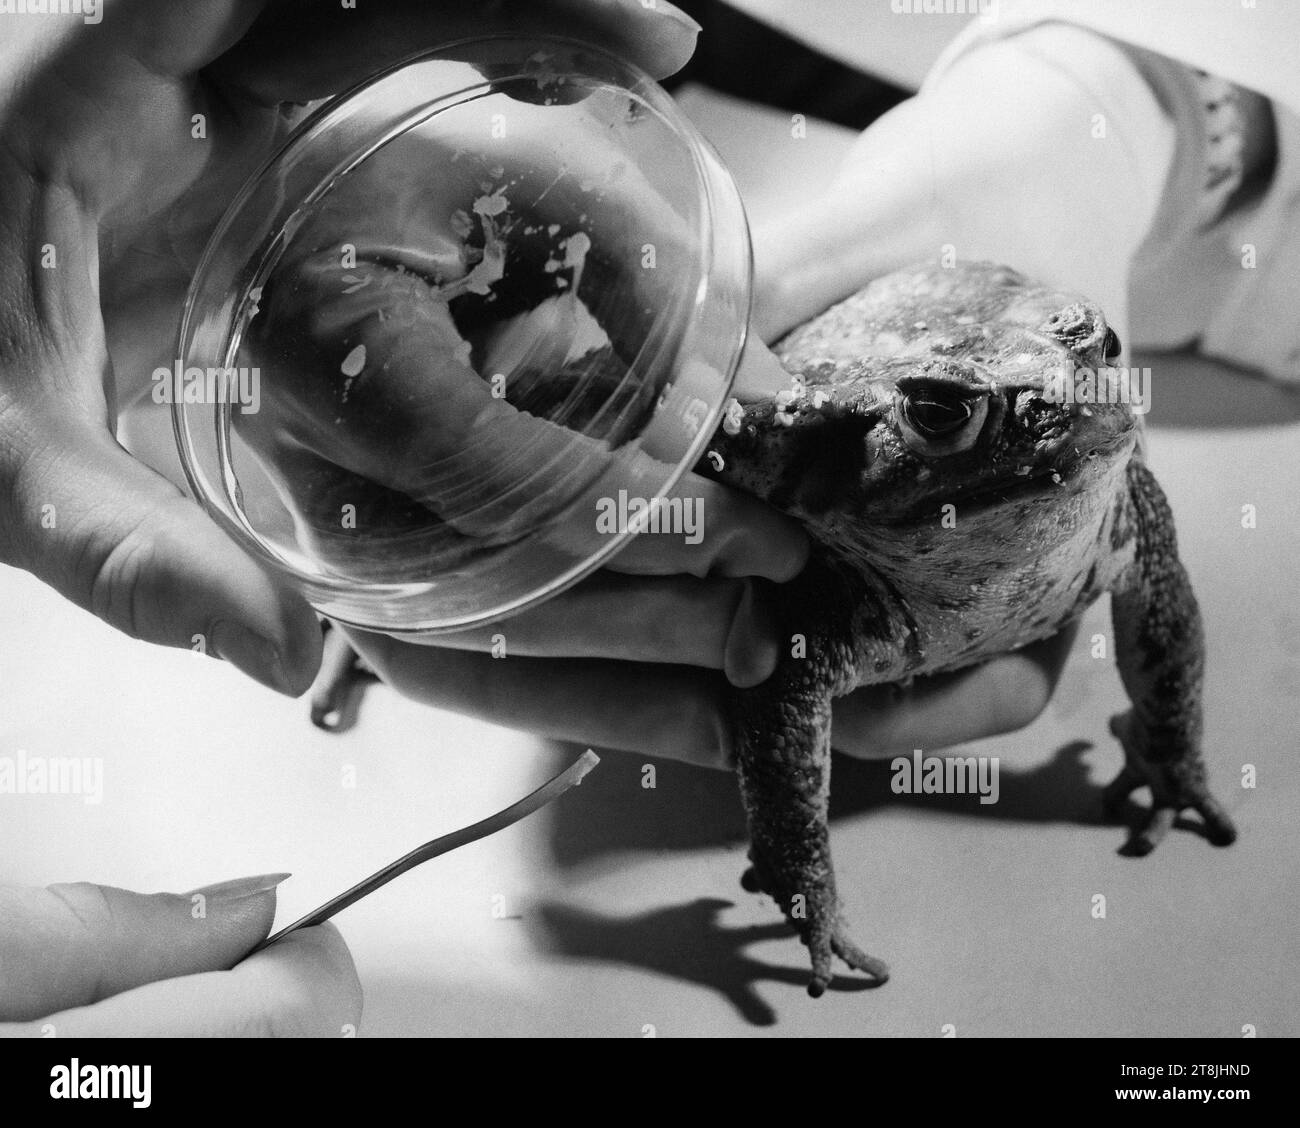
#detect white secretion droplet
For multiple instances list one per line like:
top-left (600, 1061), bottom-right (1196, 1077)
top-left (341, 344), bottom-right (367, 378)
top-left (722, 399), bottom-right (745, 436)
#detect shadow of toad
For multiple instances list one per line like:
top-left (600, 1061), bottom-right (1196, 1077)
top-left (536, 740), bottom-right (1224, 1020)
top-left (547, 738), bottom-right (1108, 868)
top-left (531, 897), bottom-right (880, 1026)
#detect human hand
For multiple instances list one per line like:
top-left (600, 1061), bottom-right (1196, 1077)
top-left (0, 0), bottom-right (698, 694)
top-left (342, 618), bottom-right (1079, 768)
top-left (0, 874), bottom-right (360, 1037)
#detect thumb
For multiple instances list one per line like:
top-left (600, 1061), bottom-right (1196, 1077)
top-left (3, 405), bottom-right (322, 695)
top-left (0, 873), bottom-right (291, 1023)
top-left (208, 0), bottom-right (700, 106)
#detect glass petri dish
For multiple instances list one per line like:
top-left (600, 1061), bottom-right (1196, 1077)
top-left (174, 35), bottom-right (752, 634)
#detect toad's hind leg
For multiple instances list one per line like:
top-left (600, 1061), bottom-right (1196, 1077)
top-left (731, 632), bottom-right (888, 997)
top-left (1106, 461), bottom-right (1238, 855)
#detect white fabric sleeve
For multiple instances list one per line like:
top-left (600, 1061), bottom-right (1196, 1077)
top-left (915, 22), bottom-right (1177, 339)
top-left (926, 14), bottom-right (1300, 379)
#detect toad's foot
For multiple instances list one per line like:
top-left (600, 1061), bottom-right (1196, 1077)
top-left (740, 864), bottom-right (889, 996)
top-left (1103, 710), bottom-right (1238, 856)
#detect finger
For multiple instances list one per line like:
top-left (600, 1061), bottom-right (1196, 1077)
top-left (390, 572), bottom-right (740, 668)
top-left (210, 0), bottom-right (701, 105)
top-left (597, 337), bottom-right (810, 581)
top-left (723, 579), bottom-right (782, 689)
top-left (9, 1), bottom-right (276, 203)
top-left (7, 925), bottom-right (362, 1038)
top-left (0, 873), bottom-right (289, 1023)
top-left (2, 408), bottom-right (322, 695)
top-left (32, 0), bottom-right (269, 80)
top-left (102, 0), bottom-right (267, 74)
top-left (601, 472), bottom-right (809, 581)
top-left (832, 626), bottom-right (1079, 758)
top-left (733, 333), bottom-right (800, 402)
top-left (376, 569), bottom-right (789, 688)
top-left (347, 630), bottom-right (732, 769)
top-left (353, 623), bottom-right (1076, 770)
top-left (371, 568), bottom-right (788, 689)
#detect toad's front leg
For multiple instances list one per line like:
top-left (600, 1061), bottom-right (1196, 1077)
top-left (1105, 460), bottom-right (1238, 854)
top-left (729, 564), bottom-right (889, 996)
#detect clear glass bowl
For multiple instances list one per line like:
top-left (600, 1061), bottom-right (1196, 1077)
top-left (174, 35), bottom-right (751, 634)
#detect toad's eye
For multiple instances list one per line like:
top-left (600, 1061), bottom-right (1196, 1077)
top-left (903, 394), bottom-right (972, 437)
top-left (1103, 327), bottom-right (1122, 360)
top-left (897, 386), bottom-right (988, 455)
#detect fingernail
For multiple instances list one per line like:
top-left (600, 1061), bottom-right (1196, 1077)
top-left (210, 621), bottom-right (294, 695)
top-left (724, 581), bottom-right (779, 688)
top-left (735, 521), bottom-right (809, 582)
top-left (189, 873), bottom-right (292, 902)
top-left (659, 2), bottom-right (704, 33)
top-left (769, 529), bottom-right (811, 582)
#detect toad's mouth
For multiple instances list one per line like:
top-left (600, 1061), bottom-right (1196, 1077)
top-left (916, 428), bottom-right (1137, 514)
top-left (953, 464), bottom-right (1082, 510)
